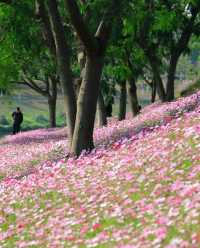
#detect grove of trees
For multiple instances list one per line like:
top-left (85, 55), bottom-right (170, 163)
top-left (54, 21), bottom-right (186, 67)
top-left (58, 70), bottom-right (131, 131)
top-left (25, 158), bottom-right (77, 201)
top-left (0, 0), bottom-right (199, 156)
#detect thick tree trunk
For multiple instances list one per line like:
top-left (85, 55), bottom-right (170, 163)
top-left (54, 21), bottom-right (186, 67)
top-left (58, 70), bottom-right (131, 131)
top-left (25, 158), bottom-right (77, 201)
top-left (150, 63), bottom-right (166, 102)
top-left (71, 55), bottom-right (103, 156)
top-left (118, 81), bottom-right (127, 121)
top-left (105, 101), bottom-right (113, 117)
top-left (144, 51), bottom-right (166, 102)
top-left (97, 90), bottom-right (107, 127)
top-left (127, 78), bottom-right (140, 117)
top-left (48, 97), bottom-right (56, 127)
top-left (166, 56), bottom-right (178, 101)
top-left (48, 76), bottom-right (57, 128)
top-left (151, 78), bottom-right (156, 103)
top-left (74, 77), bottom-right (82, 99)
top-left (64, 0), bottom-right (122, 156)
top-left (46, 0), bottom-right (77, 142)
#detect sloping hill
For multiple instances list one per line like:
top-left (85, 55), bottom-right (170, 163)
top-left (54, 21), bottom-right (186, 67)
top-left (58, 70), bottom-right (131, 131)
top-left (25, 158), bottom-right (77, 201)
top-left (181, 78), bottom-right (200, 97)
top-left (0, 92), bottom-right (200, 247)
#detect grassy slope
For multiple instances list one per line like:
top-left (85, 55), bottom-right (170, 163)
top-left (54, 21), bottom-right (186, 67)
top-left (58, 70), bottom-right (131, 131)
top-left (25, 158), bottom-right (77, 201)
top-left (0, 92), bottom-right (66, 138)
top-left (0, 92), bottom-right (200, 247)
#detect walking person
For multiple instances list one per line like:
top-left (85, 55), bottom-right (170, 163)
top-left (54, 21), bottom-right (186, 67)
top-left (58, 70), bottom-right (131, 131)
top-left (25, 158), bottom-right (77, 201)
top-left (12, 107), bottom-right (23, 134)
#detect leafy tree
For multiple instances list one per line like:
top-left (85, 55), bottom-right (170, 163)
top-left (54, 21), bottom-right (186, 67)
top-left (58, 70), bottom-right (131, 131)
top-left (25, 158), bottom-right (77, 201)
top-left (123, 0), bottom-right (200, 101)
top-left (64, 0), bottom-right (126, 155)
top-left (0, 0), bottom-right (59, 127)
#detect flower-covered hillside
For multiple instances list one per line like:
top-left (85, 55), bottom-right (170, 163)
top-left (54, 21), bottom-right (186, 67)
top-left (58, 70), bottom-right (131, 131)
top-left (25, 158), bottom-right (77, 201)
top-left (0, 92), bottom-right (200, 247)
top-left (0, 128), bottom-right (68, 179)
top-left (1, 91), bottom-right (199, 181)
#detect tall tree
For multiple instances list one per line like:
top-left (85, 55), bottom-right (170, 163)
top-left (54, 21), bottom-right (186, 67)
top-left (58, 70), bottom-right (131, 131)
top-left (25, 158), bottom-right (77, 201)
top-left (64, 0), bottom-right (123, 155)
top-left (45, 0), bottom-right (77, 142)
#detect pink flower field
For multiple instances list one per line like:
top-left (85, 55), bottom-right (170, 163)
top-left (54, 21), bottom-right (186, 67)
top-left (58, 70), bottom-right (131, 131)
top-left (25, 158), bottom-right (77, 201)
top-left (1, 92), bottom-right (200, 247)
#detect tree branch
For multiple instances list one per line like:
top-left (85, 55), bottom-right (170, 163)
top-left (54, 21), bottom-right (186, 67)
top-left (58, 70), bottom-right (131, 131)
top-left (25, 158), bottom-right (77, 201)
top-left (142, 75), bottom-right (153, 87)
top-left (95, 0), bottom-right (121, 53)
top-left (22, 74), bottom-right (49, 97)
top-left (35, 0), bottom-right (56, 55)
top-left (174, 5), bottom-right (200, 58)
top-left (0, 0), bottom-right (12, 4)
top-left (64, 0), bottom-right (97, 54)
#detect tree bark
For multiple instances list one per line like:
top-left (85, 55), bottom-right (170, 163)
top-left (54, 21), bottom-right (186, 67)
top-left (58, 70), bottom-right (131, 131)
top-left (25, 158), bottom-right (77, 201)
top-left (97, 90), bottom-right (107, 127)
top-left (73, 77), bottom-right (82, 99)
top-left (48, 97), bottom-right (56, 127)
top-left (151, 78), bottom-right (156, 103)
top-left (105, 101), bottom-right (113, 117)
top-left (35, 0), bottom-right (56, 55)
top-left (166, 55), bottom-right (179, 101)
top-left (65, 0), bottom-right (122, 155)
top-left (141, 46), bottom-right (166, 102)
top-left (150, 61), bottom-right (166, 102)
top-left (46, 0), bottom-right (77, 142)
top-left (71, 56), bottom-right (103, 155)
top-left (127, 78), bottom-right (140, 117)
top-left (118, 81), bottom-right (127, 121)
top-left (48, 76), bottom-right (57, 127)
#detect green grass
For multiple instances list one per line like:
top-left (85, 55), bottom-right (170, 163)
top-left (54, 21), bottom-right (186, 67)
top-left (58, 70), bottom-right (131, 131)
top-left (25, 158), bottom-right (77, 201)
top-left (0, 92), bottom-right (66, 138)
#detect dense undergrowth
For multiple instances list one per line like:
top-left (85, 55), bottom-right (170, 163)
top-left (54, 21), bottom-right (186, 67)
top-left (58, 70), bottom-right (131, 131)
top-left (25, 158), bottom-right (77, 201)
top-left (0, 92), bottom-right (200, 247)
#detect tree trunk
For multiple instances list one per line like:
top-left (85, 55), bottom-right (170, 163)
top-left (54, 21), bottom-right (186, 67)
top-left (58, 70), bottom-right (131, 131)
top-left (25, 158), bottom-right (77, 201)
top-left (71, 55), bottom-right (103, 156)
top-left (74, 77), bottom-right (82, 99)
top-left (166, 56), bottom-right (178, 101)
top-left (48, 76), bottom-right (57, 127)
top-left (144, 51), bottom-right (166, 102)
top-left (118, 81), bottom-right (127, 121)
top-left (150, 62), bottom-right (166, 102)
top-left (127, 78), bottom-right (140, 117)
top-left (48, 97), bottom-right (56, 127)
top-left (97, 90), bottom-right (107, 127)
top-left (151, 78), bottom-right (156, 103)
top-left (46, 0), bottom-right (77, 142)
top-left (105, 101), bottom-right (113, 117)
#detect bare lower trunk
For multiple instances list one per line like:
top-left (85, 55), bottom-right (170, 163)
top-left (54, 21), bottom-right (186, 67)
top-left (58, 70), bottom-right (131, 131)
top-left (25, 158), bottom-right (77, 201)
top-left (47, 0), bottom-right (77, 142)
top-left (105, 101), bottom-right (113, 117)
top-left (48, 76), bottom-right (57, 127)
top-left (71, 56), bottom-right (103, 156)
top-left (151, 78), bottom-right (156, 103)
top-left (57, 52), bottom-right (76, 143)
top-left (127, 78), bottom-right (140, 117)
top-left (147, 57), bottom-right (166, 102)
top-left (152, 67), bottom-right (166, 102)
top-left (97, 90), bottom-right (107, 127)
top-left (74, 77), bottom-right (82, 99)
top-left (118, 81), bottom-right (127, 121)
top-left (166, 57), bottom-right (178, 101)
top-left (48, 97), bottom-right (56, 127)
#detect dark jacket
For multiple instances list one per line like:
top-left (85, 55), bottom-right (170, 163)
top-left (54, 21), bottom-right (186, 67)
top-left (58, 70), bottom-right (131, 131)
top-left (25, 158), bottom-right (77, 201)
top-left (12, 111), bottom-right (23, 124)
